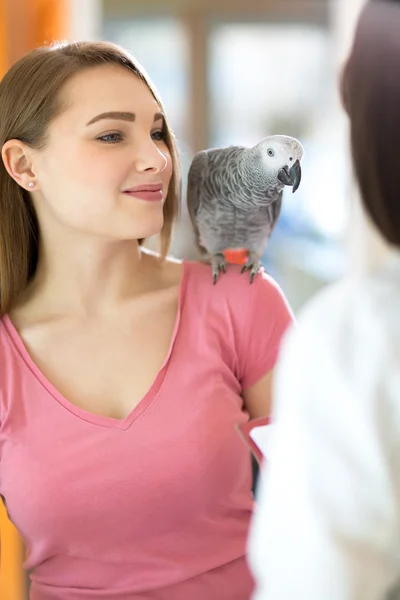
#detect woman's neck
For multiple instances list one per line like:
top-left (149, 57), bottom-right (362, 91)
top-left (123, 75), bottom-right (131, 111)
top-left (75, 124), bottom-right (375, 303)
top-left (16, 236), bottom-right (159, 319)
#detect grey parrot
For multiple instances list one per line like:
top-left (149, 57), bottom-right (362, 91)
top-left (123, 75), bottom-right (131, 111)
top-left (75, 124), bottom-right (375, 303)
top-left (187, 135), bottom-right (304, 283)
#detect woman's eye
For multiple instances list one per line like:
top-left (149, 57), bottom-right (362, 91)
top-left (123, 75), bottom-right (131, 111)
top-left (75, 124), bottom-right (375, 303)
top-left (96, 132), bottom-right (124, 144)
top-left (151, 130), bottom-right (166, 142)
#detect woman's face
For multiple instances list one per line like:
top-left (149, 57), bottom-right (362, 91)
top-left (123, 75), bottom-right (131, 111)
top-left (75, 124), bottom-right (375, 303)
top-left (31, 64), bottom-right (173, 241)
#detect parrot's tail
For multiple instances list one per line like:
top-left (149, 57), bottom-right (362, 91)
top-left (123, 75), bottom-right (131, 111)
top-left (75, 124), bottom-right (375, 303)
top-left (223, 249), bottom-right (248, 265)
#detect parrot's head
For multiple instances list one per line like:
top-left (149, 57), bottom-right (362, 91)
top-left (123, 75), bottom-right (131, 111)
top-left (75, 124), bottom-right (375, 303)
top-left (255, 135), bottom-right (304, 193)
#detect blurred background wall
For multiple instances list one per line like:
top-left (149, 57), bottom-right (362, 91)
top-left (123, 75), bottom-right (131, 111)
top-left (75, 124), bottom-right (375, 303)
top-left (0, 0), bottom-right (390, 597)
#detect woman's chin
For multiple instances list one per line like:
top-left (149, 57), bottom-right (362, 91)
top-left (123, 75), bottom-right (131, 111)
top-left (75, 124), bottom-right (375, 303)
top-left (121, 217), bottom-right (164, 241)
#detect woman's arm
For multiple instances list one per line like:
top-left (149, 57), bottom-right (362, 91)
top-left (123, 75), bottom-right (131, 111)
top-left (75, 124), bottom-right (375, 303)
top-left (242, 369), bottom-right (274, 420)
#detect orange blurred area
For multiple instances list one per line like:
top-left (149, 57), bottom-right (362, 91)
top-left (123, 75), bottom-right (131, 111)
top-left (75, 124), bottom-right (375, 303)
top-left (0, 2), bottom-right (67, 595)
top-left (0, 501), bottom-right (25, 599)
top-left (0, 0), bottom-right (67, 77)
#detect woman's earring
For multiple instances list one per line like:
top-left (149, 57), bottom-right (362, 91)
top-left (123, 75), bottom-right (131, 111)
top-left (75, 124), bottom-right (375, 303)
top-left (28, 181), bottom-right (35, 189)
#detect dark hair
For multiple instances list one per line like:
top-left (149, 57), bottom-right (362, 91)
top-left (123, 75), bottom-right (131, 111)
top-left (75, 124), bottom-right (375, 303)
top-left (341, 0), bottom-right (400, 247)
top-left (0, 41), bottom-right (181, 315)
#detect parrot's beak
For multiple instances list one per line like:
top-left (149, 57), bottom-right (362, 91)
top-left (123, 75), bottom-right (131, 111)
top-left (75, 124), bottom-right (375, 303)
top-left (290, 159), bottom-right (302, 193)
top-left (277, 159), bottom-right (302, 193)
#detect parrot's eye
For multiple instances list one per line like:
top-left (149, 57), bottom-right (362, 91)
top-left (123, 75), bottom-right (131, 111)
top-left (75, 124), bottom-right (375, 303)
top-left (267, 149), bottom-right (275, 157)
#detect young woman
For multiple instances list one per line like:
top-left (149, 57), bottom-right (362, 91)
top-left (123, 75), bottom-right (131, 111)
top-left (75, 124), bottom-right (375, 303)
top-left (0, 41), bottom-right (293, 599)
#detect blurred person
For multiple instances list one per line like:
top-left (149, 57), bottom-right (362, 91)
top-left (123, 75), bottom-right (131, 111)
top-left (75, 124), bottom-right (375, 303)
top-left (0, 41), bottom-right (293, 599)
top-left (248, 1), bottom-right (400, 599)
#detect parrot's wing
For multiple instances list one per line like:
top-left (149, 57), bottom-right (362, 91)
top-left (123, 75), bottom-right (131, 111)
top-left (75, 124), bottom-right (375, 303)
top-left (186, 150), bottom-right (210, 252)
top-left (269, 190), bottom-right (284, 234)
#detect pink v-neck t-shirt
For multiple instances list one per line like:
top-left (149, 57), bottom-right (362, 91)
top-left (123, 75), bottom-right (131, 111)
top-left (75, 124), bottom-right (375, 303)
top-left (0, 261), bottom-right (293, 599)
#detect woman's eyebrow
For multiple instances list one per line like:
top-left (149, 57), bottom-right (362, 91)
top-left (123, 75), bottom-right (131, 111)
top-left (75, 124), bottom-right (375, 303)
top-left (86, 111), bottom-right (165, 126)
top-left (86, 111), bottom-right (136, 126)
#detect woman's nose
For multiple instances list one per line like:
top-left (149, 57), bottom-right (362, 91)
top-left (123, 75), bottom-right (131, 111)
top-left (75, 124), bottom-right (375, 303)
top-left (135, 138), bottom-right (168, 173)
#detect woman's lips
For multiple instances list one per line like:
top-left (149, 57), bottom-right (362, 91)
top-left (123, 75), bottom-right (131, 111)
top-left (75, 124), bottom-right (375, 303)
top-left (123, 184), bottom-right (163, 202)
top-left (124, 190), bottom-right (163, 201)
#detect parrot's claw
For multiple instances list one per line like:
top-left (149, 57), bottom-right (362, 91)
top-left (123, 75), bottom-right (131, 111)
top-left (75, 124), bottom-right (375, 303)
top-left (241, 254), bottom-right (262, 284)
top-left (211, 253), bottom-right (227, 284)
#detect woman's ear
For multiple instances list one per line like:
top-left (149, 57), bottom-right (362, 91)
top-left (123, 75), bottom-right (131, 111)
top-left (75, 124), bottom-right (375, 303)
top-left (1, 140), bottom-right (38, 191)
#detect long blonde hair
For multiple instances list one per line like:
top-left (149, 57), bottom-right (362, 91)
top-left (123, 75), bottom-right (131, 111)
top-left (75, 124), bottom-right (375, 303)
top-left (0, 41), bottom-right (181, 315)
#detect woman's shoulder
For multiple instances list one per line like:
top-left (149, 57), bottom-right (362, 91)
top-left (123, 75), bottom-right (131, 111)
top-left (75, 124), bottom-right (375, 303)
top-left (183, 259), bottom-right (294, 343)
top-left (0, 315), bottom-right (22, 421)
top-left (182, 260), bottom-right (294, 388)
top-left (183, 260), bottom-right (289, 307)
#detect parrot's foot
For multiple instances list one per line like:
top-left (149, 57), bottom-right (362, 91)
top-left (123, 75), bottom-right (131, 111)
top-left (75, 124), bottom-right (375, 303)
top-left (241, 252), bottom-right (262, 284)
top-left (211, 253), bottom-right (227, 284)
